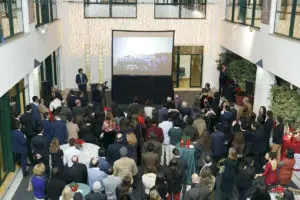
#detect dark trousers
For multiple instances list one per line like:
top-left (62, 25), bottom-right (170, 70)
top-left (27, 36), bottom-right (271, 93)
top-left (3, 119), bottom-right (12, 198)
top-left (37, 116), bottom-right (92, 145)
top-left (254, 152), bottom-right (265, 173)
top-left (79, 85), bottom-right (88, 102)
top-left (27, 138), bottom-right (34, 164)
top-left (237, 187), bottom-right (248, 200)
top-left (14, 153), bottom-right (27, 174)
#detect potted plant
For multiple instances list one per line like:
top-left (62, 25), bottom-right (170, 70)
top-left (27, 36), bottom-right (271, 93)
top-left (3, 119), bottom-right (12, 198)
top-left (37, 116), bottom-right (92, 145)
top-left (234, 87), bottom-right (246, 105)
top-left (70, 182), bottom-right (79, 192)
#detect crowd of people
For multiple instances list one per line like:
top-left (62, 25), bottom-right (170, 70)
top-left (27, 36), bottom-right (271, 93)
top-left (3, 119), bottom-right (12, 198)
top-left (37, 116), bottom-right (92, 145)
top-left (10, 83), bottom-right (299, 200)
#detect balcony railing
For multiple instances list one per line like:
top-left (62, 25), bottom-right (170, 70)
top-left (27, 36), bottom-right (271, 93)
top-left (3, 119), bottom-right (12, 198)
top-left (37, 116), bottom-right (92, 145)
top-left (225, 0), bottom-right (262, 28)
top-left (274, 0), bottom-right (300, 40)
top-left (154, 0), bottom-right (206, 19)
top-left (84, 0), bottom-right (137, 18)
top-left (0, 0), bottom-right (23, 41)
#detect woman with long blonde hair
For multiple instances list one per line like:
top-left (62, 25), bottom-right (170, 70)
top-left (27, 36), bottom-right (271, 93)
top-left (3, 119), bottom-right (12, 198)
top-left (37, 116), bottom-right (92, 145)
top-left (102, 111), bottom-right (117, 149)
top-left (102, 112), bottom-right (116, 132)
top-left (126, 132), bottom-right (138, 163)
top-left (49, 137), bottom-right (64, 172)
top-left (60, 186), bottom-right (73, 200)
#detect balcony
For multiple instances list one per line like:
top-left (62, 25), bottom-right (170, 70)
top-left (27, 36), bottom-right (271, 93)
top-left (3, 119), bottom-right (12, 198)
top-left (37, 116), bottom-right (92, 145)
top-left (84, 0), bottom-right (137, 18)
top-left (225, 0), bottom-right (262, 28)
top-left (154, 0), bottom-right (206, 19)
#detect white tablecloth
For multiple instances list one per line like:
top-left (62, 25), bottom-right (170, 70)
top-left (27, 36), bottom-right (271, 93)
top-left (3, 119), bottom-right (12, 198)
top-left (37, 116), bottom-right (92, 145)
top-left (61, 143), bottom-right (99, 166)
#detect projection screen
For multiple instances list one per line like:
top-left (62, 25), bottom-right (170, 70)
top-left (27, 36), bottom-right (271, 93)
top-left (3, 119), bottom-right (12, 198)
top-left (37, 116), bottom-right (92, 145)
top-left (112, 31), bottom-right (174, 76)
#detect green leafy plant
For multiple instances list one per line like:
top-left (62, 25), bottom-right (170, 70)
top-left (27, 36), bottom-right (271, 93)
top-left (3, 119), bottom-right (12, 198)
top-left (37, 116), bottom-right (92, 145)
top-left (226, 59), bottom-right (257, 91)
top-left (269, 84), bottom-right (300, 128)
top-left (216, 51), bottom-right (241, 70)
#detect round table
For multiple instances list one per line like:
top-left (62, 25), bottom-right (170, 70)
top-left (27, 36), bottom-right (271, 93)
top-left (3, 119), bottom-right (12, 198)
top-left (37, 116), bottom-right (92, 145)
top-left (61, 143), bottom-right (99, 166)
top-left (176, 144), bottom-right (196, 185)
top-left (73, 183), bottom-right (91, 197)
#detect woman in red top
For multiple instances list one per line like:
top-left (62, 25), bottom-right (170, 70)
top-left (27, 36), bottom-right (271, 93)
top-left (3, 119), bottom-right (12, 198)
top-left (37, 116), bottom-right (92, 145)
top-left (255, 152), bottom-right (278, 186)
top-left (279, 149), bottom-right (296, 185)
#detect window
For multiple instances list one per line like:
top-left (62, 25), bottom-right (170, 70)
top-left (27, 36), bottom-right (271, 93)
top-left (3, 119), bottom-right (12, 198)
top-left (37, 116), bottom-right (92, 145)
top-left (0, 0), bottom-right (23, 41)
top-left (274, 0), bottom-right (300, 39)
top-left (154, 0), bottom-right (206, 19)
top-left (225, 0), bottom-right (262, 28)
top-left (35, 0), bottom-right (58, 27)
top-left (84, 0), bottom-right (137, 18)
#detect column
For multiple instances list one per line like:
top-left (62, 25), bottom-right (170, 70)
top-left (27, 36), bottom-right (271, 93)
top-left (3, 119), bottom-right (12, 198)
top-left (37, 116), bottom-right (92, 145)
top-left (253, 67), bottom-right (275, 114)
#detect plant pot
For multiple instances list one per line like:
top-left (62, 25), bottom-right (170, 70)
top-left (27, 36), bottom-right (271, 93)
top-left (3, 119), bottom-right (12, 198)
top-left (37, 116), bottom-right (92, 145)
top-left (235, 95), bottom-right (245, 106)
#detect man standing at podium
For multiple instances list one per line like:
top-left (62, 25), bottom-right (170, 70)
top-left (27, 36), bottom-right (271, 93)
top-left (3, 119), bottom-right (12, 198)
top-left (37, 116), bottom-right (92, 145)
top-left (76, 68), bottom-right (88, 101)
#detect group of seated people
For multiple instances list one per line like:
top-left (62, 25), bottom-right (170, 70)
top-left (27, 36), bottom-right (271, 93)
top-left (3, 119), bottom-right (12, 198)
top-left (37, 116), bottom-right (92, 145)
top-left (10, 87), bottom-right (300, 200)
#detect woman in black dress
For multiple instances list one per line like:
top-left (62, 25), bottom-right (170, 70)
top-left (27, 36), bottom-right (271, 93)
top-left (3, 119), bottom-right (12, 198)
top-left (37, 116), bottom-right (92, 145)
top-left (49, 138), bottom-right (64, 173)
top-left (165, 158), bottom-right (183, 200)
top-left (150, 172), bottom-right (168, 200)
top-left (257, 106), bottom-right (266, 125)
top-left (220, 147), bottom-right (238, 200)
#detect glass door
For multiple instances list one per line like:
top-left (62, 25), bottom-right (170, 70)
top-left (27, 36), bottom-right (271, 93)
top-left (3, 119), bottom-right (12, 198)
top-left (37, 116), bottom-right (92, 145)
top-left (190, 54), bottom-right (202, 87)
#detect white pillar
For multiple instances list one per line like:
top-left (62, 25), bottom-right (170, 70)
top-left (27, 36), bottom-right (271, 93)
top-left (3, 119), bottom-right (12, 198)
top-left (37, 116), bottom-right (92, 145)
top-left (253, 67), bottom-right (276, 114)
top-left (22, 0), bottom-right (29, 32)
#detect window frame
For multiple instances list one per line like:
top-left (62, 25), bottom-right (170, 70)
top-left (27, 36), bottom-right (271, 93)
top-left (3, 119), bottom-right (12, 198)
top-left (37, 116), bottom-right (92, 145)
top-left (225, 0), bottom-right (262, 29)
top-left (0, 0), bottom-right (24, 40)
top-left (83, 0), bottom-right (137, 19)
top-left (35, 0), bottom-right (58, 28)
top-left (274, 0), bottom-right (300, 40)
top-left (154, 0), bottom-right (207, 19)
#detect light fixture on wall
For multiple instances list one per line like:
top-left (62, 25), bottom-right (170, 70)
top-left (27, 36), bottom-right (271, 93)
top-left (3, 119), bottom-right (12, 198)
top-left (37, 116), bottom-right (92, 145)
top-left (38, 24), bottom-right (48, 34)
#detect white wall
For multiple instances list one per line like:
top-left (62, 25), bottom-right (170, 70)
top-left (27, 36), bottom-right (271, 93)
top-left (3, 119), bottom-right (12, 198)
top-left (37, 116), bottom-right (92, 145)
top-left (253, 67), bottom-right (276, 113)
top-left (0, 20), bottom-right (62, 97)
top-left (60, 3), bottom-right (220, 90)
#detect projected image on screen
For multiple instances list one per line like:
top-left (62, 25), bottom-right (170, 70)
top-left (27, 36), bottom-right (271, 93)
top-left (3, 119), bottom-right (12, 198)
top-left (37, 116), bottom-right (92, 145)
top-left (113, 31), bottom-right (174, 76)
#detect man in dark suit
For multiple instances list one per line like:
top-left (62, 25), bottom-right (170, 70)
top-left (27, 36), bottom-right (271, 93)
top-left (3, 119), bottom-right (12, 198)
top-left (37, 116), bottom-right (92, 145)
top-left (76, 68), bottom-right (88, 101)
top-left (11, 119), bottom-right (28, 177)
top-left (51, 112), bottom-right (68, 145)
top-left (65, 155), bottom-right (88, 184)
top-left (67, 90), bottom-right (78, 109)
top-left (219, 64), bottom-right (227, 93)
top-left (141, 142), bottom-right (159, 173)
top-left (127, 96), bottom-right (141, 118)
top-left (20, 104), bottom-right (38, 164)
top-left (32, 96), bottom-right (41, 121)
top-left (106, 133), bottom-right (125, 165)
top-left (41, 113), bottom-right (52, 144)
top-left (220, 105), bottom-right (233, 143)
top-left (31, 123), bottom-right (50, 176)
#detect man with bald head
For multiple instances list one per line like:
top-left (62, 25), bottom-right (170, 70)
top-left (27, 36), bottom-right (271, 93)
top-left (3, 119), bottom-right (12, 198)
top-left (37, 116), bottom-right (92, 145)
top-left (87, 158), bottom-right (107, 188)
top-left (65, 155), bottom-right (88, 184)
top-left (185, 173), bottom-right (209, 200)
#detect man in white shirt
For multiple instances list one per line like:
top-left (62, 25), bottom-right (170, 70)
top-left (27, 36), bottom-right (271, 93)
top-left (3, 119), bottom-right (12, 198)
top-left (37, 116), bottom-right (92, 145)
top-left (63, 138), bottom-right (81, 167)
top-left (158, 113), bottom-right (173, 165)
top-left (49, 96), bottom-right (62, 112)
